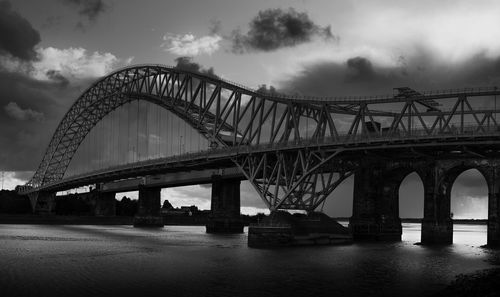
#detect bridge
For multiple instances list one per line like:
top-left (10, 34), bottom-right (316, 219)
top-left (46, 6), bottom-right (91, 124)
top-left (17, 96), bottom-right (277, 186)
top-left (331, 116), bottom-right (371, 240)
top-left (17, 64), bottom-right (500, 246)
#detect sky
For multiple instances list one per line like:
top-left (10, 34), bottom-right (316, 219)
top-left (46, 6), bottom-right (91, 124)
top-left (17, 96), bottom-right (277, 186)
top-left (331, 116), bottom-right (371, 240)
top-left (1, 0), bottom-right (500, 217)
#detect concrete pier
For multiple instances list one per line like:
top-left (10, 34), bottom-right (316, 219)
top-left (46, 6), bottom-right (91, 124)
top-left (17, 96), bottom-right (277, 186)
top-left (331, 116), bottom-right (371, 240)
top-left (92, 192), bottom-right (116, 217)
top-left (349, 164), bottom-right (402, 241)
top-left (134, 186), bottom-right (164, 227)
top-left (420, 165), bottom-right (453, 245)
top-left (206, 177), bottom-right (244, 233)
top-left (487, 168), bottom-right (500, 247)
top-left (421, 219), bottom-right (453, 244)
top-left (36, 192), bottom-right (56, 214)
top-left (248, 212), bottom-right (351, 248)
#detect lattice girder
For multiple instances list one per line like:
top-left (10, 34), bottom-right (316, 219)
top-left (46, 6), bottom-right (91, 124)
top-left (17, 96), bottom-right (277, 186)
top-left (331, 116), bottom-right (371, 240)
top-left (234, 148), bottom-right (355, 211)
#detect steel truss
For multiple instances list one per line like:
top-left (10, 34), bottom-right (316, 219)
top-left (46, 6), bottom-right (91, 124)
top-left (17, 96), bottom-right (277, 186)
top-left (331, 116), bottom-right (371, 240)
top-left (21, 64), bottom-right (500, 211)
top-left (235, 148), bottom-right (354, 211)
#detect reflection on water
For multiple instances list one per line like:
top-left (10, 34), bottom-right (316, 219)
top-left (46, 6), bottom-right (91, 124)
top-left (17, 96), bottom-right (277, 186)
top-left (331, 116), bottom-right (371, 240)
top-left (0, 223), bottom-right (495, 297)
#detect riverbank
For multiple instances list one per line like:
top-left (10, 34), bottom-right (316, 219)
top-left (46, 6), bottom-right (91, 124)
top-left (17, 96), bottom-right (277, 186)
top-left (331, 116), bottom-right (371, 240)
top-left (435, 249), bottom-right (500, 297)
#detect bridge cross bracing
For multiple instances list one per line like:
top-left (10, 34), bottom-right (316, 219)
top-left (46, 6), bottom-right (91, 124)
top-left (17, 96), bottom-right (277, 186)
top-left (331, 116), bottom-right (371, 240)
top-left (18, 64), bottom-right (500, 212)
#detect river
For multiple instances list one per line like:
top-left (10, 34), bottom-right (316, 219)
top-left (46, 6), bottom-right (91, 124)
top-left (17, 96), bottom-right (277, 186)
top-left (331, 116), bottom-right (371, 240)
top-left (0, 223), bottom-right (497, 297)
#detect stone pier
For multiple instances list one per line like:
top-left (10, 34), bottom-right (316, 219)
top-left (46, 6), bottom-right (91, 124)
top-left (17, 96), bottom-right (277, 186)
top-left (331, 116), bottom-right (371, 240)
top-left (35, 192), bottom-right (56, 214)
top-left (487, 168), bottom-right (500, 247)
top-left (420, 166), bottom-right (453, 245)
top-left (248, 211), bottom-right (351, 248)
top-left (349, 164), bottom-right (402, 241)
top-left (134, 186), bottom-right (164, 227)
top-left (206, 176), bottom-right (244, 233)
top-left (92, 192), bottom-right (116, 217)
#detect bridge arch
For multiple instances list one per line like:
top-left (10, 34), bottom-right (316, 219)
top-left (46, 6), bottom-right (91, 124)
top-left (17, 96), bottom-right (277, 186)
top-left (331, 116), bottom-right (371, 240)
top-left (434, 163), bottom-right (490, 223)
top-left (65, 100), bottom-right (211, 178)
top-left (28, 65), bottom-right (247, 188)
top-left (379, 167), bottom-right (426, 221)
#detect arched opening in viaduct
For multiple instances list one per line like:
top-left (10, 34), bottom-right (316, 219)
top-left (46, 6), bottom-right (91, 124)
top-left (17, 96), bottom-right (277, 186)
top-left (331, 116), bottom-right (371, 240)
top-left (398, 172), bottom-right (424, 242)
top-left (450, 168), bottom-right (488, 245)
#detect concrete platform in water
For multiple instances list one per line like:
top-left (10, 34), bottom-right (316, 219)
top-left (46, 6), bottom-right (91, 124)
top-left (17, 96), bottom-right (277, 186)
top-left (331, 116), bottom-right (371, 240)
top-left (248, 211), bottom-right (352, 248)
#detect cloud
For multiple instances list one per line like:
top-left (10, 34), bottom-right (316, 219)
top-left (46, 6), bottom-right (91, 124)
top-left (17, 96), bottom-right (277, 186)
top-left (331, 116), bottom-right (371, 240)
top-left (174, 56), bottom-right (217, 78)
top-left (4, 102), bottom-right (44, 122)
top-left (0, 0), bottom-right (41, 61)
top-left (161, 183), bottom-right (268, 215)
top-left (162, 186), bottom-right (211, 210)
top-left (346, 56), bottom-right (376, 82)
top-left (0, 171), bottom-right (33, 190)
top-left (45, 70), bottom-right (70, 86)
top-left (32, 47), bottom-right (127, 82)
top-left (0, 45), bottom-right (132, 171)
top-left (280, 50), bottom-right (500, 98)
top-left (60, 0), bottom-right (107, 21)
top-left (162, 33), bottom-right (222, 56)
top-left (231, 7), bottom-right (335, 53)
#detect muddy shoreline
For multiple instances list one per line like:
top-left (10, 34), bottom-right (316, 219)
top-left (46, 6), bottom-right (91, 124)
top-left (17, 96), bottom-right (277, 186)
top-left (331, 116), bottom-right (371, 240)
top-left (434, 248), bottom-right (500, 297)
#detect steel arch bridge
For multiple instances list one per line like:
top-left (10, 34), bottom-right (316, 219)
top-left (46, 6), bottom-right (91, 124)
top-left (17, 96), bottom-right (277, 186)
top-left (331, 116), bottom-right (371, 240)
top-left (19, 64), bottom-right (500, 212)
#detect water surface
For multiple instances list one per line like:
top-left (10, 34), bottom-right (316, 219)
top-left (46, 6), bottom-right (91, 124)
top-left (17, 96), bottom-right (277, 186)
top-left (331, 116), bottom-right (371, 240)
top-left (0, 223), bottom-right (496, 297)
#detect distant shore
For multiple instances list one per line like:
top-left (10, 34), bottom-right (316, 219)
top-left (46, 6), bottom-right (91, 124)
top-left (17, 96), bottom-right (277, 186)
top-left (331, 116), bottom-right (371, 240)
top-left (0, 214), bottom-right (489, 225)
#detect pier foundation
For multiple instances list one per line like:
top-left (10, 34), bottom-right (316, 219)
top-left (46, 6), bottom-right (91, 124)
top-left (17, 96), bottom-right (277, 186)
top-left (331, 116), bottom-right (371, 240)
top-left (134, 186), bottom-right (164, 227)
top-left (487, 168), bottom-right (500, 247)
top-left (248, 211), bottom-right (351, 247)
top-left (349, 164), bottom-right (402, 241)
top-left (36, 192), bottom-right (56, 214)
top-left (420, 166), bottom-right (453, 245)
top-left (92, 192), bottom-right (116, 217)
top-left (206, 177), bottom-right (244, 233)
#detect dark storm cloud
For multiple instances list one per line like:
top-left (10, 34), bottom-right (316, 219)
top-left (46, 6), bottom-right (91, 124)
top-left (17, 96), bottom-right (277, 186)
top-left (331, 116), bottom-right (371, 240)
top-left (174, 56), bottom-right (217, 78)
top-left (231, 8), bottom-right (335, 53)
top-left (4, 101), bottom-right (44, 122)
top-left (0, 1), bottom-right (41, 61)
top-left (0, 69), bottom-right (82, 171)
top-left (46, 70), bottom-right (70, 87)
top-left (346, 57), bottom-right (376, 82)
top-left (281, 51), bottom-right (500, 97)
top-left (61, 0), bottom-right (107, 21)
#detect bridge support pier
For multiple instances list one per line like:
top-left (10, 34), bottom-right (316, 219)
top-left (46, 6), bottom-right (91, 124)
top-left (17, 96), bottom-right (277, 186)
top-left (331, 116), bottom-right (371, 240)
top-left (421, 166), bottom-right (453, 245)
top-left (92, 192), bottom-right (116, 217)
top-left (349, 164), bottom-right (402, 241)
top-left (206, 177), bottom-right (244, 233)
top-left (487, 168), bottom-right (500, 247)
top-left (134, 186), bottom-right (164, 227)
top-left (36, 192), bottom-right (56, 214)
